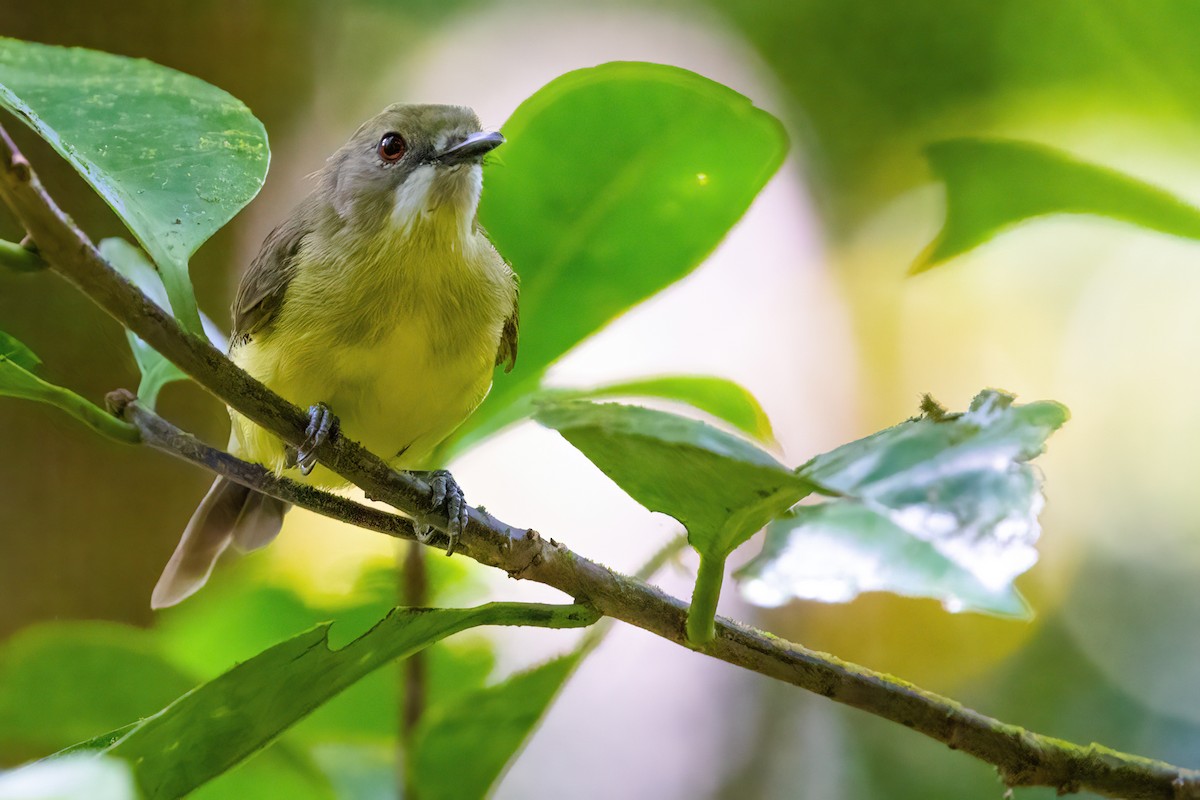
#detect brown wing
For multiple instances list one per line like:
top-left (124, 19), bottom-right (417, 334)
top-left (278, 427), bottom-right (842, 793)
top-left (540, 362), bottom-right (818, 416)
top-left (496, 277), bottom-right (519, 373)
top-left (231, 220), bottom-right (307, 342)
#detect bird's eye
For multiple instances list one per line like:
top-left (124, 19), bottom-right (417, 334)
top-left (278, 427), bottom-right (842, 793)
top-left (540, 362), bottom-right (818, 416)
top-left (377, 132), bottom-right (407, 162)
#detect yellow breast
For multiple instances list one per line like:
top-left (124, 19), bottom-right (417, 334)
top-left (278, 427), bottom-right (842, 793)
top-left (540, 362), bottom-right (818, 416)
top-left (229, 222), bottom-right (514, 486)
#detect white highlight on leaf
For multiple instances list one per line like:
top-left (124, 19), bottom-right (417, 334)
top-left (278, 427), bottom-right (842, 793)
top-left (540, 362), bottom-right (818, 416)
top-left (740, 528), bottom-right (887, 607)
top-left (0, 755), bottom-right (136, 800)
top-left (736, 390), bottom-right (1061, 617)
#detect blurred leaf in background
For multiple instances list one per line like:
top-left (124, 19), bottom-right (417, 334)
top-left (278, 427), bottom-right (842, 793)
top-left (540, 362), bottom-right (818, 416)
top-left (0, 624), bottom-right (193, 761)
top-left (714, 0), bottom-right (1200, 228)
top-left (913, 138), bottom-right (1200, 272)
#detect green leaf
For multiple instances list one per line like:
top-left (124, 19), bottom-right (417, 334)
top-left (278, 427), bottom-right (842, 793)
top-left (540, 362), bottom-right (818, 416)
top-left (535, 400), bottom-right (810, 644)
top-left (409, 654), bottom-right (579, 800)
top-left (555, 376), bottom-right (774, 443)
top-left (913, 137), bottom-right (1200, 273)
top-left (737, 390), bottom-right (1068, 616)
top-left (153, 570), bottom-right (495, 747)
top-left (443, 374), bottom-right (775, 460)
top-left (0, 755), bottom-right (138, 800)
top-left (76, 603), bottom-right (594, 799)
top-left (97, 240), bottom-right (192, 409)
top-left (0, 330), bottom-right (39, 371)
top-left (0, 37), bottom-right (269, 335)
top-left (0, 623), bottom-right (196, 757)
top-left (0, 339), bottom-right (139, 443)
top-left (444, 61), bottom-right (787, 454)
top-left (406, 535), bottom-right (681, 799)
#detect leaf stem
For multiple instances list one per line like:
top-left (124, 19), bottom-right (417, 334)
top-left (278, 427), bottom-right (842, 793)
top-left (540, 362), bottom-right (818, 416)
top-left (157, 257), bottom-right (206, 338)
top-left (1, 363), bottom-right (140, 443)
top-left (0, 236), bottom-right (44, 272)
top-left (686, 553), bottom-right (725, 646)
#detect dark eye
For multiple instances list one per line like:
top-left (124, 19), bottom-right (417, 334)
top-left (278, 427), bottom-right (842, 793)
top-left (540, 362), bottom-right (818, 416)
top-left (377, 132), bottom-right (407, 162)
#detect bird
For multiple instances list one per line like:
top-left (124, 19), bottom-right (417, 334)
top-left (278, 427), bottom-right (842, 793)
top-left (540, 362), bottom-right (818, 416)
top-left (151, 104), bottom-right (518, 609)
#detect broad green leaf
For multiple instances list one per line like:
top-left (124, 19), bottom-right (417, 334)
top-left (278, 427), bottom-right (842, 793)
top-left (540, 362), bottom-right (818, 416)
top-left (153, 570), bottom-right (494, 745)
top-left (0, 337), bottom-right (139, 443)
top-left (535, 400), bottom-right (810, 644)
top-left (737, 390), bottom-right (1067, 616)
top-left (442, 374), bottom-right (774, 460)
top-left (97, 240), bottom-right (190, 409)
top-left (0, 623), bottom-right (195, 756)
top-left (0, 755), bottom-right (138, 800)
top-left (0, 37), bottom-right (269, 335)
top-left (913, 137), bottom-right (1200, 273)
top-left (78, 603), bottom-right (594, 800)
top-left (567, 376), bottom-right (775, 443)
top-left (0, 330), bottom-right (39, 371)
top-left (443, 61), bottom-right (787, 455)
top-left (410, 655), bottom-right (579, 800)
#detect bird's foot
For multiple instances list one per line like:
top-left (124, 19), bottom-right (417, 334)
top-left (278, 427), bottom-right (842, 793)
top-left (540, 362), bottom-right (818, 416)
top-left (410, 469), bottom-right (467, 556)
top-left (297, 402), bottom-right (339, 476)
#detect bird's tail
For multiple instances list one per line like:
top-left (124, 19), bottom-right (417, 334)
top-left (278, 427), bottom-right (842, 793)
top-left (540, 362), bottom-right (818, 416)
top-left (151, 477), bottom-right (291, 609)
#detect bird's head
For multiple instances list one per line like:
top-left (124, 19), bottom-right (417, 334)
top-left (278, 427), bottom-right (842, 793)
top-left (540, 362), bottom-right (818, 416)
top-left (323, 103), bottom-right (503, 236)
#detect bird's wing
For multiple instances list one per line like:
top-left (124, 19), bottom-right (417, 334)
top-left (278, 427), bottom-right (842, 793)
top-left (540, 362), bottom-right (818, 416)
top-left (496, 273), bottom-right (519, 373)
top-left (232, 221), bottom-right (307, 341)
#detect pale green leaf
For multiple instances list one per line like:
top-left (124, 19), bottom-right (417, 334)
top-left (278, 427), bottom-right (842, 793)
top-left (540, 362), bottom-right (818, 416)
top-left (97, 239), bottom-right (189, 409)
top-left (738, 390), bottom-right (1067, 616)
top-left (914, 137), bottom-right (1200, 273)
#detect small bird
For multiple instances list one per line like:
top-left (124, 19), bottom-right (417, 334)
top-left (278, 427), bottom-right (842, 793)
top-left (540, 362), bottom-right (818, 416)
top-left (151, 104), bottom-right (518, 609)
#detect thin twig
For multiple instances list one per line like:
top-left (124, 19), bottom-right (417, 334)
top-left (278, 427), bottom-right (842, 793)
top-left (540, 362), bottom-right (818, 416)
top-left (3, 121), bottom-right (1199, 800)
top-left (401, 541), bottom-right (428, 800)
top-left (107, 390), bottom-right (417, 541)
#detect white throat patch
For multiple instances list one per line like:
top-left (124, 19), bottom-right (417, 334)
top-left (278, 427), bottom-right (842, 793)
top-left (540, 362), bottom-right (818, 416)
top-left (390, 163), bottom-right (482, 239)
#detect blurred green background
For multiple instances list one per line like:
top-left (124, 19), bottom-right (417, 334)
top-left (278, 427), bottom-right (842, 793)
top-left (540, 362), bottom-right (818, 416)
top-left (4, 1), bottom-right (1200, 798)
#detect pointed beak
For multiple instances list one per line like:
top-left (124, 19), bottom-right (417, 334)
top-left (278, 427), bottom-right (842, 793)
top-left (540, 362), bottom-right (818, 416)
top-left (436, 130), bottom-right (504, 165)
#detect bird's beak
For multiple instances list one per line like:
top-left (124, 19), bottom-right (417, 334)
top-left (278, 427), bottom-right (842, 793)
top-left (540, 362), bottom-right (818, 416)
top-left (437, 131), bottom-right (505, 165)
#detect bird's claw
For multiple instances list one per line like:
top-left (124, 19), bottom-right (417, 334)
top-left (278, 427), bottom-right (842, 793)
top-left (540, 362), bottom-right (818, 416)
top-left (418, 469), bottom-right (467, 556)
top-left (297, 402), bottom-right (338, 476)
top-left (413, 521), bottom-right (436, 545)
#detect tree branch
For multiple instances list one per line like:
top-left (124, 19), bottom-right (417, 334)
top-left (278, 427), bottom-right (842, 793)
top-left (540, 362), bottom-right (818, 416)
top-left (105, 389), bottom-right (418, 541)
top-left (3, 120), bottom-right (1199, 800)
